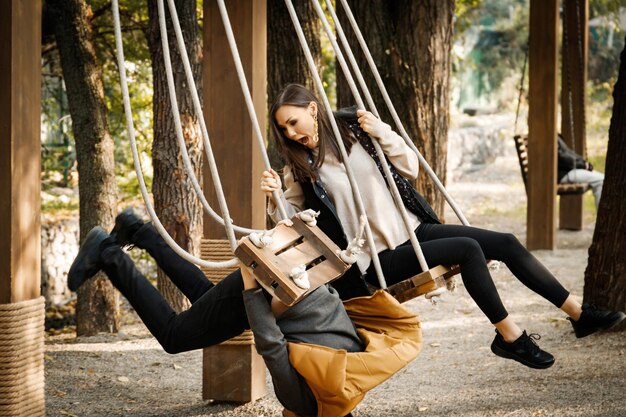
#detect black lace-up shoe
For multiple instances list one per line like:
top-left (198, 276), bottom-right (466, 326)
top-left (68, 226), bottom-right (108, 291)
top-left (568, 304), bottom-right (626, 338)
top-left (110, 208), bottom-right (144, 249)
top-left (490, 330), bottom-right (555, 369)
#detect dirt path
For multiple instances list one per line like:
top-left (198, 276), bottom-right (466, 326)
top-left (44, 152), bottom-right (626, 417)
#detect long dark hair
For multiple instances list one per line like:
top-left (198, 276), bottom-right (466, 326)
top-left (269, 84), bottom-right (355, 182)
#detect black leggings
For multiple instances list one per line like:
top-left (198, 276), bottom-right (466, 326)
top-left (99, 224), bottom-right (249, 353)
top-left (365, 223), bottom-right (570, 324)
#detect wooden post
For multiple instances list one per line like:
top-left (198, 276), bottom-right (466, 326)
top-left (559, 0), bottom-right (589, 231)
top-left (202, 0), bottom-right (267, 403)
top-left (0, 1), bottom-right (45, 415)
top-left (527, 0), bottom-right (559, 250)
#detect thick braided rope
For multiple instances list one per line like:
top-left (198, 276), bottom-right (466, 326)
top-left (199, 240), bottom-right (254, 346)
top-left (0, 297), bottom-right (45, 417)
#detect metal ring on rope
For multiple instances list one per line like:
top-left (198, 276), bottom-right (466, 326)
top-left (0, 297), bottom-right (45, 417)
top-left (112, 0), bottom-right (238, 268)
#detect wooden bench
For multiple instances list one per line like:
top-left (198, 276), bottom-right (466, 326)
top-left (514, 134), bottom-right (590, 230)
top-left (514, 134), bottom-right (590, 195)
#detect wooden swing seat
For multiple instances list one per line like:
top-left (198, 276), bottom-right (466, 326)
top-left (514, 134), bottom-right (590, 196)
top-left (386, 265), bottom-right (460, 303)
top-left (235, 216), bottom-right (350, 306)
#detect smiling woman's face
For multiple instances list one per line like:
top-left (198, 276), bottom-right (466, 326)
top-left (274, 102), bottom-right (318, 150)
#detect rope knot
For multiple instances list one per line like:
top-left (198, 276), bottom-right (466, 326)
top-left (289, 264), bottom-right (310, 289)
top-left (298, 209), bottom-right (320, 227)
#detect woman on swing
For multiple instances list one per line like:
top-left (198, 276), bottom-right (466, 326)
top-left (260, 83), bottom-right (625, 370)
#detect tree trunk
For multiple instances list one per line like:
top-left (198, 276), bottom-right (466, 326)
top-left (267, 0), bottom-right (321, 170)
top-left (583, 37), bottom-right (626, 322)
top-left (47, 0), bottom-right (119, 335)
top-left (147, 0), bottom-right (203, 312)
top-left (336, 0), bottom-right (454, 219)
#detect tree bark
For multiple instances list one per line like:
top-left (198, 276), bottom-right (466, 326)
top-left (583, 36), bottom-right (626, 322)
top-left (47, 0), bottom-right (119, 335)
top-left (147, 0), bottom-right (203, 312)
top-left (336, 0), bottom-right (454, 219)
top-left (267, 0), bottom-right (321, 170)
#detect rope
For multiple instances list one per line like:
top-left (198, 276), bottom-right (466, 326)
top-left (157, 0), bottom-right (237, 249)
top-left (283, 0), bottom-right (387, 288)
top-left (112, 0), bottom-right (238, 268)
top-left (334, 0), bottom-right (470, 226)
top-left (162, 0), bottom-right (270, 235)
top-left (312, 0), bottom-right (430, 273)
top-left (0, 297), bottom-right (45, 417)
top-left (214, 0), bottom-right (288, 221)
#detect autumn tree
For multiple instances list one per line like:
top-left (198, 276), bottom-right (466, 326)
top-left (147, 0), bottom-right (203, 312)
top-left (336, 0), bottom-right (455, 219)
top-left (46, 0), bottom-right (120, 335)
top-left (584, 36), bottom-right (626, 324)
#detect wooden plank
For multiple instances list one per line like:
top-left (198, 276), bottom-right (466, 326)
top-left (559, 0), bottom-right (588, 233)
top-left (0, 0), bottom-right (42, 303)
top-left (291, 216), bottom-right (349, 273)
top-left (203, 0), bottom-right (266, 239)
top-left (265, 223), bottom-right (302, 253)
top-left (559, 194), bottom-right (584, 230)
top-left (202, 0), bottom-right (268, 403)
top-left (276, 239), bottom-right (319, 267)
top-left (527, 0), bottom-right (559, 250)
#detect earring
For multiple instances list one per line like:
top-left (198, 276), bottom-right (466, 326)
top-left (313, 112), bottom-right (319, 143)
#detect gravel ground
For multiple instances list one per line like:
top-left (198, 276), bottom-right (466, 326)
top-left (45, 150), bottom-right (626, 417)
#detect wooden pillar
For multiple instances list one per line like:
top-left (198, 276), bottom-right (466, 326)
top-left (559, 0), bottom-right (589, 231)
top-left (202, 0), bottom-right (267, 403)
top-left (527, 0), bottom-right (559, 250)
top-left (0, 1), bottom-right (45, 415)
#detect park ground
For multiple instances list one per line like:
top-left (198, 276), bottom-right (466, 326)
top-left (44, 122), bottom-right (626, 417)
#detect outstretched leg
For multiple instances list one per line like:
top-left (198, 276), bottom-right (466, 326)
top-left (112, 209), bottom-right (213, 303)
top-left (99, 243), bottom-right (249, 353)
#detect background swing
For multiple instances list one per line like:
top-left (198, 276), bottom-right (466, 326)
top-left (513, 0), bottom-right (591, 232)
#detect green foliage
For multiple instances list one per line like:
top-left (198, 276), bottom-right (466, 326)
top-left (41, 0), bottom-right (153, 211)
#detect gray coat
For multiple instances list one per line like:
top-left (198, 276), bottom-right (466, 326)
top-left (243, 286), bottom-right (362, 416)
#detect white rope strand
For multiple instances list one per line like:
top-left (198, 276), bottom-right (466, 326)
top-left (283, 0), bottom-right (387, 288)
top-left (215, 0), bottom-right (288, 221)
top-left (311, 0), bottom-right (430, 272)
top-left (336, 0), bottom-right (470, 226)
top-left (112, 0), bottom-right (238, 268)
top-left (163, 0), bottom-right (261, 236)
top-left (157, 0), bottom-right (237, 249)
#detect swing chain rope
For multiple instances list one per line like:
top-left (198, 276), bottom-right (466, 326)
top-left (215, 0), bottom-right (289, 221)
top-left (112, 0), bottom-right (238, 268)
top-left (311, 0), bottom-right (430, 273)
top-left (336, 0), bottom-right (470, 227)
top-left (283, 0), bottom-right (387, 288)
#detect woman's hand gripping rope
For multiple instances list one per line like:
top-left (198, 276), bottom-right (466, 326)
top-left (356, 109), bottom-right (392, 140)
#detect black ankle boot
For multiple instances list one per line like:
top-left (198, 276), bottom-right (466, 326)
top-left (568, 304), bottom-right (626, 338)
top-left (68, 226), bottom-right (110, 291)
top-left (490, 330), bottom-right (555, 369)
top-left (110, 208), bottom-right (144, 249)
